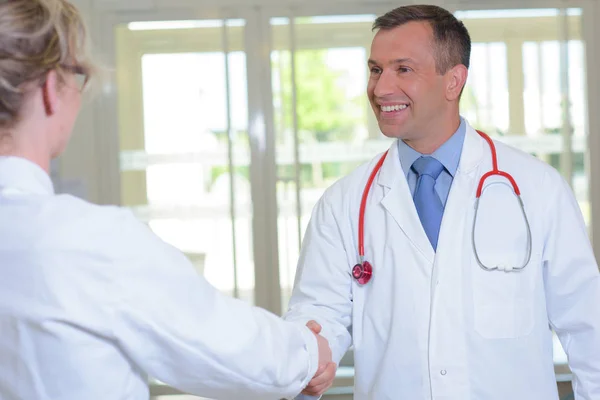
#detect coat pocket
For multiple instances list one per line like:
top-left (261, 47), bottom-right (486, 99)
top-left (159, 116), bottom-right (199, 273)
top-left (471, 253), bottom-right (536, 339)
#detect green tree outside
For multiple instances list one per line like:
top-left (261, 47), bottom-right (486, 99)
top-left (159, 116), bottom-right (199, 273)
top-left (211, 47), bottom-right (368, 188)
top-left (274, 49), bottom-right (365, 143)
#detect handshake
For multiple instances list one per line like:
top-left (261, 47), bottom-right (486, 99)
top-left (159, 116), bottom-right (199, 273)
top-left (303, 320), bottom-right (337, 397)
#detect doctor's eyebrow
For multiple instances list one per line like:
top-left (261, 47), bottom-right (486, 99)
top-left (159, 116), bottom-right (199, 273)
top-left (367, 58), bottom-right (416, 66)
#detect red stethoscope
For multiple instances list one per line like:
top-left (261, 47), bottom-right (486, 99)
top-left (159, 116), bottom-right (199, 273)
top-left (351, 130), bottom-right (532, 285)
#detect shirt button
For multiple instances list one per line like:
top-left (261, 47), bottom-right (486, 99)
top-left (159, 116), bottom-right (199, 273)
top-left (440, 370), bottom-right (447, 376)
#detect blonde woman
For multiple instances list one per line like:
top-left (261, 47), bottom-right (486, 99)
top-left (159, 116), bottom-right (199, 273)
top-left (0, 1), bottom-right (334, 399)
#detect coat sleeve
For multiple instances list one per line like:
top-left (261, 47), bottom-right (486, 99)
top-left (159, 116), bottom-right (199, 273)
top-left (108, 210), bottom-right (319, 400)
top-left (283, 196), bottom-right (354, 399)
top-left (542, 173), bottom-right (600, 399)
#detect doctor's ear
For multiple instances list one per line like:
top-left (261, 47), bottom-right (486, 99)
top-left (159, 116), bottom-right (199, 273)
top-left (444, 64), bottom-right (468, 102)
top-left (41, 70), bottom-right (61, 116)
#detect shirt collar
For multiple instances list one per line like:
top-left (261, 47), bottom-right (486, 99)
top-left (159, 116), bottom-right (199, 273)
top-left (397, 117), bottom-right (466, 178)
top-left (0, 156), bottom-right (54, 196)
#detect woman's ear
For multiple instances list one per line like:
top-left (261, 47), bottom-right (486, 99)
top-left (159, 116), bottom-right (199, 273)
top-left (41, 70), bottom-right (60, 116)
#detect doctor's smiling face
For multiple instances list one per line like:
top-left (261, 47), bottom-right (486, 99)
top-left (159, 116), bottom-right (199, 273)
top-left (367, 6), bottom-right (470, 153)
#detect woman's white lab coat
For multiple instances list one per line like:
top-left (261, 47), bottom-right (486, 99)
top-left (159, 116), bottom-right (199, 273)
top-left (285, 121), bottom-right (600, 399)
top-left (0, 156), bottom-right (318, 400)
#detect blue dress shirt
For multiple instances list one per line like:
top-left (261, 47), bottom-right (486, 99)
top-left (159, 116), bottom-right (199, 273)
top-left (397, 118), bottom-right (466, 207)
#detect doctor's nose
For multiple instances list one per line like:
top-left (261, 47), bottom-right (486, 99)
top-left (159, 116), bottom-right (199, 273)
top-left (372, 70), bottom-right (398, 98)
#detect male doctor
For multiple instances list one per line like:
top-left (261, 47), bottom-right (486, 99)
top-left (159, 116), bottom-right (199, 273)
top-left (288, 4), bottom-right (600, 399)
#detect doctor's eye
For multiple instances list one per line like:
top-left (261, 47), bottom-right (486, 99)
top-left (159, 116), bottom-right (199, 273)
top-left (369, 67), bottom-right (382, 76)
top-left (398, 67), bottom-right (411, 73)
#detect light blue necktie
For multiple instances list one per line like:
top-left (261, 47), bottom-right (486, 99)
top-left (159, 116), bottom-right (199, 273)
top-left (412, 156), bottom-right (445, 251)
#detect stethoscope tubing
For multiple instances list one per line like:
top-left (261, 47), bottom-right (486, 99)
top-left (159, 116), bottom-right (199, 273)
top-left (355, 130), bottom-right (533, 284)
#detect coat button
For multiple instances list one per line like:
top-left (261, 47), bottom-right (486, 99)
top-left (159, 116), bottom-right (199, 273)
top-left (440, 370), bottom-right (447, 376)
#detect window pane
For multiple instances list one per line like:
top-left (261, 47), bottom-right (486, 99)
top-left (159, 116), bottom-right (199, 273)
top-left (116, 22), bottom-right (254, 303)
top-left (462, 42), bottom-right (509, 134)
top-left (460, 8), bottom-right (588, 224)
top-left (271, 15), bottom-right (389, 310)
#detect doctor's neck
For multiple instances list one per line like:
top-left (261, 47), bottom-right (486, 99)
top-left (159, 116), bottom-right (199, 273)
top-left (403, 112), bottom-right (461, 155)
top-left (0, 120), bottom-right (54, 174)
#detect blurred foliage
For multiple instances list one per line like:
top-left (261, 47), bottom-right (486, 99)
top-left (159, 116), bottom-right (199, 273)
top-left (274, 49), bottom-right (364, 143)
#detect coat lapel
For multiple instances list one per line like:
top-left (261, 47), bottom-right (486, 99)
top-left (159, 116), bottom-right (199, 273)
top-left (435, 123), bottom-right (486, 263)
top-left (377, 141), bottom-right (435, 263)
top-left (376, 123), bottom-right (486, 265)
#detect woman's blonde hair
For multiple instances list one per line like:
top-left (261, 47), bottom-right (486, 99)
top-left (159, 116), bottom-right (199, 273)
top-left (0, 0), bottom-right (94, 129)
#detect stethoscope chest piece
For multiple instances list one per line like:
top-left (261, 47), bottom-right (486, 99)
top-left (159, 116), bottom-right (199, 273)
top-left (352, 261), bottom-right (372, 285)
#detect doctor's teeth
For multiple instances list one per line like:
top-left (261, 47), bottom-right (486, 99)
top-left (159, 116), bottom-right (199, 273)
top-left (381, 104), bottom-right (408, 112)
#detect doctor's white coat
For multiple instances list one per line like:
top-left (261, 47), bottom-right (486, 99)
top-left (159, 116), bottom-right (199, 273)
top-left (285, 122), bottom-right (600, 399)
top-left (0, 156), bottom-right (318, 400)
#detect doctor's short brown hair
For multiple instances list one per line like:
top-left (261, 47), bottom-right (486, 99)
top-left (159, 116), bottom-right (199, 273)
top-left (373, 4), bottom-right (471, 75)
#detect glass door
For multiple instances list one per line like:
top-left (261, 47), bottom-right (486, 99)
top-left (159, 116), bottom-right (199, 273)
top-left (115, 19), bottom-right (255, 303)
top-left (270, 14), bottom-right (394, 311)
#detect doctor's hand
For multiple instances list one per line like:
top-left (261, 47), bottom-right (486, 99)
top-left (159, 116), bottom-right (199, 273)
top-left (303, 320), bottom-right (337, 397)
